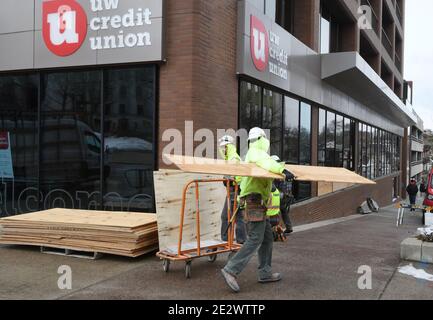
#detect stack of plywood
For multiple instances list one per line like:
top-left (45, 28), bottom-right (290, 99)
top-left (0, 209), bottom-right (158, 257)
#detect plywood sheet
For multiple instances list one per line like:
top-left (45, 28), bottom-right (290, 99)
top-left (285, 165), bottom-right (375, 185)
top-left (154, 170), bottom-right (227, 252)
top-left (163, 154), bottom-right (284, 180)
top-left (164, 154), bottom-right (375, 185)
top-left (2, 209), bottom-right (156, 229)
top-left (318, 182), bottom-right (334, 197)
top-left (0, 209), bottom-right (158, 257)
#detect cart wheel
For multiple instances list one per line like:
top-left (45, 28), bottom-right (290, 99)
top-left (163, 259), bottom-right (170, 273)
top-left (208, 254), bottom-right (217, 263)
top-left (206, 249), bottom-right (218, 263)
top-left (185, 261), bottom-right (192, 279)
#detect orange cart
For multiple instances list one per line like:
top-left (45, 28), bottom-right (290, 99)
top-left (156, 178), bottom-right (242, 279)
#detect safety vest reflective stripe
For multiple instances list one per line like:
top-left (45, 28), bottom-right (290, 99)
top-left (267, 190), bottom-right (280, 217)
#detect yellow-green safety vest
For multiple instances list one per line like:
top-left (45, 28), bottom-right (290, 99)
top-left (267, 189), bottom-right (281, 217)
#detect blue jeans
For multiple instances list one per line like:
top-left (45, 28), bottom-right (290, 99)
top-left (221, 190), bottom-right (246, 244)
top-left (223, 219), bottom-right (274, 280)
top-left (409, 195), bottom-right (417, 205)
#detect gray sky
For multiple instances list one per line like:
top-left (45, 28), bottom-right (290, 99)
top-left (405, 0), bottom-right (433, 130)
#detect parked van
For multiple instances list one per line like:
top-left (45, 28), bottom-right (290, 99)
top-left (422, 169), bottom-right (433, 206)
top-left (422, 169), bottom-right (433, 224)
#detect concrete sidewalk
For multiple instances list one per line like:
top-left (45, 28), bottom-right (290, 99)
top-left (1, 205), bottom-right (433, 300)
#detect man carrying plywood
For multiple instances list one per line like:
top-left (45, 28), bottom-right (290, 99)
top-left (218, 135), bottom-right (246, 244)
top-left (221, 128), bottom-right (295, 293)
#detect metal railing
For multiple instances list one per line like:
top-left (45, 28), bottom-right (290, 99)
top-left (382, 28), bottom-right (393, 56)
top-left (395, 52), bottom-right (402, 72)
top-left (396, 1), bottom-right (403, 25)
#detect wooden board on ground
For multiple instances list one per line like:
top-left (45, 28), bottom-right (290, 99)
top-left (164, 154), bottom-right (375, 185)
top-left (2, 208), bottom-right (156, 229)
top-left (154, 170), bottom-right (226, 252)
top-left (0, 209), bottom-right (158, 258)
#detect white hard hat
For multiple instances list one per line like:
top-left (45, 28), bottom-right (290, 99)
top-left (248, 127), bottom-right (267, 141)
top-left (219, 135), bottom-right (235, 147)
top-left (271, 155), bottom-right (281, 162)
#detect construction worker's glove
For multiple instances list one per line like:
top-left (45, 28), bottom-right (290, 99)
top-left (283, 169), bottom-right (295, 182)
top-left (222, 176), bottom-right (235, 188)
top-left (272, 226), bottom-right (287, 242)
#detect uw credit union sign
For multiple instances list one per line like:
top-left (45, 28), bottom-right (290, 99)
top-left (237, 0), bottom-right (291, 90)
top-left (0, 0), bottom-right (165, 70)
top-left (43, 0), bottom-right (157, 56)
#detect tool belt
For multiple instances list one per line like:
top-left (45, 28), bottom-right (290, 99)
top-left (242, 193), bottom-right (267, 222)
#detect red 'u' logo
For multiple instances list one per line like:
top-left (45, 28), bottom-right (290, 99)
top-left (250, 15), bottom-right (269, 72)
top-left (42, 0), bottom-right (88, 57)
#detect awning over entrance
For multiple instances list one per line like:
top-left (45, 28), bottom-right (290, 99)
top-left (321, 52), bottom-right (417, 127)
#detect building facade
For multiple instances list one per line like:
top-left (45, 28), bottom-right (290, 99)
top-left (409, 112), bottom-right (425, 183)
top-left (423, 130), bottom-right (433, 176)
top-left (0, 0), bottom-right (419, 225)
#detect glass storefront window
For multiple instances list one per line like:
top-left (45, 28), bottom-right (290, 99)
top-left (0, 75), bottom-right (39, 216)
top-left (299, 102), bottom-right (311, 165)
top-left (325, 111), bottom-right (336, 166)
top-left (318, 109), bottom-right (326, 166)
top-left (357, 123), bottom-right (401, 179)
top-left (335, 115), bottom-right (344, 167)
top-left (0, 65), bottom-right (156, 216)
top-left (319, 109), bottom-right (355, 169)
top-left (239, 82), bottom-right (262, 132)
top-left (343, 118), bottom-right (353, 170)
top-left (283, 96), bottom-right (299, 164)
top-left (103, 67), bottom-right (155, 212)
top-left (40, 70), bottom-right (102, 211)
top-left (263, 89), bottom-right (283, 158)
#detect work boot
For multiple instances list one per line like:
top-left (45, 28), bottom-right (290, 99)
top-left (221, 269), bottom-right (240, 293)
top-left (259, 273), bottom-right (282, 283)
top-left (284, 226), bottom-right (293, 235)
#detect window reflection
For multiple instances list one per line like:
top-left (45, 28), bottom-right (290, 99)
top-left (40, 71), bottom-right (102, 211)
top-left (263, 89), bottom-right (283, 158)
top-left (318, 108), bottom-right (355, 170)
top-left (0, 75), bottom-right (39, 216)
top-left (357, 123), bottom-right (401, 178)
top-left (299, 102), bottom-right (311, 165)
top-left (103, 67), bottom-right (155, 212)
top-left (0, 66), bottom-right (156, 216)
top-left (318, 109), bottom-right (326, 165)
top-left (283, 96), bottom-right (299, 164)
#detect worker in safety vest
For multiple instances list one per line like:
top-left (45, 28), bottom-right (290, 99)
top-left (269, 155), bottom-right (294, 237)
top-left (218, 135), bottom-right (246, 244)
top-left (267, 182), bottom-right (286, 242)
top-left (221, 128), bottom-right (295, 293)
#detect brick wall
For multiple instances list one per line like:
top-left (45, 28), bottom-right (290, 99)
top-left (158, 0), bottom-right (238, 168)
top-left (290, 174), bottom-right (399, 225)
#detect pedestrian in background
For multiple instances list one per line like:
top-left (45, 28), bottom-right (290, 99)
top-left (406, 179), bottom-right (419, 212)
